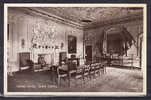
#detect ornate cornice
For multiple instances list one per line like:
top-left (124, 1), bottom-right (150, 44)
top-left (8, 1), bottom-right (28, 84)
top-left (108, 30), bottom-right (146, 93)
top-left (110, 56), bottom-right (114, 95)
top-left (84, 13), bottom-right (143, 30)
top-left (9, 8), bottom-right (143, 31)
top-left (21, 8), bottom-right (84, 30)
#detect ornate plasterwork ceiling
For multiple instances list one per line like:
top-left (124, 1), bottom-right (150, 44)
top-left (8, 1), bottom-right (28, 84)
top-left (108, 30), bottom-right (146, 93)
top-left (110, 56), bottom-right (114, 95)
top-left (36, 7), bottom-right (143, 27)
top-left (11, 7), bottom-right (143, 29)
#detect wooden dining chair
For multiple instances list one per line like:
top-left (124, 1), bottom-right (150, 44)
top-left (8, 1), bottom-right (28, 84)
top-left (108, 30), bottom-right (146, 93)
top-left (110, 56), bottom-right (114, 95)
top-left (57, 66), bottom-right (69, 87)
top-left (68, 61), bottom-right (77, 87)
top-left (75, 68), bottom-right (84, 87)
top-left (94, 63), bottom-right (101, 77)
top-left (100, 64), bottom-right (106, 74)
top-left (68, 69), bottom-right (77, 87)
top-left (89, 64), bottom-right (95, 79)
top-left (50, 65), bottom-right (58, 85)
top-left (88, 64), bottom-right (96, 87)
top-left (83, 65), bottom-right (90, 86)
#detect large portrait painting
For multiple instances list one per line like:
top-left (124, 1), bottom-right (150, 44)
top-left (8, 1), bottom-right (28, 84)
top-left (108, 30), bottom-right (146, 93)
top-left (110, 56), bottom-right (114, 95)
top-left (68, 35), bottom-right (77, 53)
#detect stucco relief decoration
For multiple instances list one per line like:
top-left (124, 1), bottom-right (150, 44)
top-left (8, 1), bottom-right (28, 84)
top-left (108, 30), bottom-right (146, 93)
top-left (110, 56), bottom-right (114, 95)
top-left (31, 20), bottom-right (56, 49)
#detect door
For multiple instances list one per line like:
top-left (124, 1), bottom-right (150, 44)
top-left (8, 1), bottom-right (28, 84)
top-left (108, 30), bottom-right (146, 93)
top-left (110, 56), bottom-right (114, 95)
top-left (85, 45), bottom-right (92, 63)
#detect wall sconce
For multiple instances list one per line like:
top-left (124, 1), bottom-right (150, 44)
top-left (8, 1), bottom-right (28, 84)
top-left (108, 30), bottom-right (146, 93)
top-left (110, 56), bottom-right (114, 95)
top-left (33, 43), bottom-right (37, 48)
top-left (55, 45), bottom-right (59, 49)
top-left (45, 45), bottom-right (48, 49)
top-left (21, 39), bottom-right (25, 48)
top-left (61, 42), bottom-right (64, 49)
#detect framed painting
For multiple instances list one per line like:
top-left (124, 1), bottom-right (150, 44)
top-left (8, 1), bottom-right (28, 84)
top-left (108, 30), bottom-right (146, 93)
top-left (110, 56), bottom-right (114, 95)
top-left (68, 35), bottom-right (77, 53)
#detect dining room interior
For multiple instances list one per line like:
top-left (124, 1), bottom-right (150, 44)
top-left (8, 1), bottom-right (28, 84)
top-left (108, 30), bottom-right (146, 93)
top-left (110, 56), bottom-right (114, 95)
top-left (7, 6), bottom-right (144, 92)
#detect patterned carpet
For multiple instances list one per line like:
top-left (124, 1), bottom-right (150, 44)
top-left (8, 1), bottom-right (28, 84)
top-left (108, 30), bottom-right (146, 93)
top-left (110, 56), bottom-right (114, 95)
top-left (7, 67), bottom-right (143, 92)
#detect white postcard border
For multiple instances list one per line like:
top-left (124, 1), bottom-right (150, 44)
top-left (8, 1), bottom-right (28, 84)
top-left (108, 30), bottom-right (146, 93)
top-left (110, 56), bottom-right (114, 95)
top-left (4, 3), bottom-right (147, 97)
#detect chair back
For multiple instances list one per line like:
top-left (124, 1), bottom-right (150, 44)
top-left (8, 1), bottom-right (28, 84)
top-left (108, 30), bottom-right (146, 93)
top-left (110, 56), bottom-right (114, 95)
top-left (84, 65), bottom-right (90, 73)
top-left (68, 61), bottom-right (77, 71)
top-left (76, 68), bottom-right (83, 76)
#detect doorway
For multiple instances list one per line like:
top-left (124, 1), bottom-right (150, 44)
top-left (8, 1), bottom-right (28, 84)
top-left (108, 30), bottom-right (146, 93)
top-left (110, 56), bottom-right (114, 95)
top-left (85, 45), bottom-right (92, 63)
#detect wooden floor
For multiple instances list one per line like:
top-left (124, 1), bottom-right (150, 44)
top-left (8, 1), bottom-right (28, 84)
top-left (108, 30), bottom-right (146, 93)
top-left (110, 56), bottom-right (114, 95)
top-left (8, 67), bottom-right (143, 92)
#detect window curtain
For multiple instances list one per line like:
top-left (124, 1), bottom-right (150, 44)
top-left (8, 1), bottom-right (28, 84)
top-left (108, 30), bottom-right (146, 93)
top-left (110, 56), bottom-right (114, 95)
top-left (99, 27), bottom-right (135, 56)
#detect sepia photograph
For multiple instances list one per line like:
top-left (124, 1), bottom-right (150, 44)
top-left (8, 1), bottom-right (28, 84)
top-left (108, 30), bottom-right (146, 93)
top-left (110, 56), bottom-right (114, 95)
top-left (4, 4), bottom-right (147, 96)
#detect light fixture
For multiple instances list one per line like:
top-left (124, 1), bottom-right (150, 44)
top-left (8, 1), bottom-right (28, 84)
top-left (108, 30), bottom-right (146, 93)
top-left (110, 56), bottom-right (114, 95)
top-left (81, 8), bottom-right (93, 23)
top-left (81, 19), bottom-right (92, 23)
top-left (21, 39), bottom-right (25, 48)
